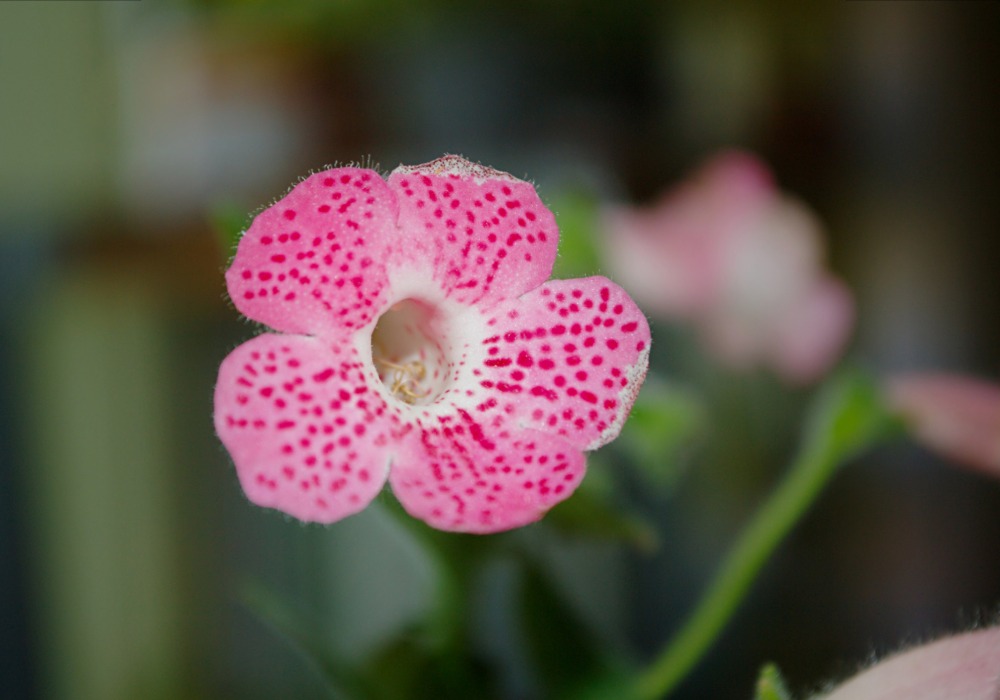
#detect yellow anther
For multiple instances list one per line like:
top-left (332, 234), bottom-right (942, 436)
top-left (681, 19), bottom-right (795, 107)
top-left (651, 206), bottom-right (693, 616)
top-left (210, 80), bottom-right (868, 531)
top-left (376, 357), bottom-right (430, 404)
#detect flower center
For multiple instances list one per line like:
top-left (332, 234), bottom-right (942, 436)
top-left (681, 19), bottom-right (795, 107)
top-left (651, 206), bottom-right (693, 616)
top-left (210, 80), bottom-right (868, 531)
top-left (371, 298), bottom-right (451, 406)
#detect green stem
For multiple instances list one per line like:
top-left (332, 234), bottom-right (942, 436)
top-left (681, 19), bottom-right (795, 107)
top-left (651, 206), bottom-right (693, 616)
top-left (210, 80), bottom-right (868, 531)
top-left (634, 371), bottom-right (892, 700)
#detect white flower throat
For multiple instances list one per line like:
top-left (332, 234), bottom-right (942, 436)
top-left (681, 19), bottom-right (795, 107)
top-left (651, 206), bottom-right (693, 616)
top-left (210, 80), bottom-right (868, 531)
top-left (370, 298), bottom-right (451, 406)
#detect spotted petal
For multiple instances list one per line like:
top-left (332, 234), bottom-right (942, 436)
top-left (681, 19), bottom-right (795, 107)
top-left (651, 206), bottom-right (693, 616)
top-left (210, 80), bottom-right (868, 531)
top-left (389, 422), bottom-right (585, 534)
top-left (474, 277), bottom-right (650, 451)
top-left (387, 155), bottom-right (559, 310)
top-left (214, 333), bottom-right (396, 523)
top-left (227, 168), bottom-right (399, 336)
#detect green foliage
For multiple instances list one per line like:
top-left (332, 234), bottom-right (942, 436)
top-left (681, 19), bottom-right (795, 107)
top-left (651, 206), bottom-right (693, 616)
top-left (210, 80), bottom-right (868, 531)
top-left (550, 191), bottom-right (603, 280)
top-left (545, 476), bottom-right (658, 551)
top-left (801, 368), bottom-right (898, 467)
top-left (358, 630), bottom-right (500, 700)
top-left (241, 367), bottom-right (897, 700)
top-left (187, 0), bottom-right (432, 45)
top-left (754, 663), bottom-right (793, 700)
top-left (635, 368), bottom-right (896, 700)
top-left (620, 380), bottom-right (705, 492)
top-left (519, 563), bottom-right (603, 697)
top-left (187, 0), bottom-right (658, 50)
top-left (240, 578), bottom-right (363, 699)
top-left (243, 568), bottom-right (500, 700)
top-left (563, 667), bottom-right (646, 700)
top-left (210, 201), bottom-right (250, 263)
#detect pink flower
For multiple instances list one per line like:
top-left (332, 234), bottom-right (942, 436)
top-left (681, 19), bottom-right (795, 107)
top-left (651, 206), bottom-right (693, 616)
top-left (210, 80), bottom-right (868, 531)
top-left (886, 373), bottom-right (1000, 476)
top-left (602, 151), bottom-right (853, 384)
top-left (822, 627), bottom-right (1000, 700)
top-left (214, 155), bottom-right (650, 533)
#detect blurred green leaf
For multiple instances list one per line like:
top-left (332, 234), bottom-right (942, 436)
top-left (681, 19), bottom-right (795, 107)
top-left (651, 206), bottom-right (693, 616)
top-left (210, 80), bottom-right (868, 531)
top-left (188, 0), bottom-right (432, 45)
top-left (210, 201), bottom-right (250, 263)
top-left (519, 562), bottom-right (617, 699)
top-left (550, 191), bottom-right (603, 280)
top-left (240, 578), bottom-right (364, 699)
top-left (754, 663), bottom-right (793, 700)
top-left (621, 380), bottom-right (705, 492)
top-left (358, 629), bottom-right (500, 700)
top-left (545, 473), bottom-right (659, 551)
top-left (375, 494), bottom-right (502, 654)
top-left (564, 665), bottom-right (645, 700)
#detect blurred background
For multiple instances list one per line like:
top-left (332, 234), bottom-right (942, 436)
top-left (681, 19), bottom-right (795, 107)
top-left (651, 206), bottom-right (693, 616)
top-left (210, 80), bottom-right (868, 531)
top-left (2, 1), bottom-right (1000, 698)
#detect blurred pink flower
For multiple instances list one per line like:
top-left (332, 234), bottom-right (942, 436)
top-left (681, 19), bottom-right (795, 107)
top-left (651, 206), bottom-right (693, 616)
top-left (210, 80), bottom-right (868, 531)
top-left (214, 155), bottom-right (649, 533)
top-left (887, 373), bottom-right (1000, 476)
top-left (822, 627), bottom-right (1000, 700)
top-left (603, 151), bottom-right (853, 383)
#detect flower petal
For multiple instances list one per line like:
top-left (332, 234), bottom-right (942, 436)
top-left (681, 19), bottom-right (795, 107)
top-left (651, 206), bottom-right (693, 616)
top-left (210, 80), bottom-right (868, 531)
top-left (214, 333), bottom-right (394, 523)
top-left (227, 168), bottom-right (398, 336)
top-left (389, 423), bottom-right (585, 534)
top-left (770, 275), bottom-right (854, 383)
top-left (602, 203), bottom-right (722, 317)
top-left (602, 150), bottom-right (853, 386)
top-left (887, 373), bottom-right (1000, 474)
top-left (474, 277), bottom-right (650, 451)
top-left (601, 150), bottom-right (776, 318)
top-left (387, 155), bottom-right (559, 310)
top-left (823, 627), bottom-right (1000, 700)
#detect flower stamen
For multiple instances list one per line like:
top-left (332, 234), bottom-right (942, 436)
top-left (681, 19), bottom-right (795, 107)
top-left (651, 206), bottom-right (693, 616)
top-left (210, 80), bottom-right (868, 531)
top-left (370, 298), bottom-right (451, 406)
top-left (377, 357), bottom-right (431, 404)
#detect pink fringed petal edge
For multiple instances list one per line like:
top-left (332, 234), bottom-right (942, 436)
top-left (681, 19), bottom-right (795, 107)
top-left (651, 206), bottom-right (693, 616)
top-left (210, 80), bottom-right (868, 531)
top-left (387, 155), bottom-right (559, 311)
top-left (227, 167), bottom-right (399, 337)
